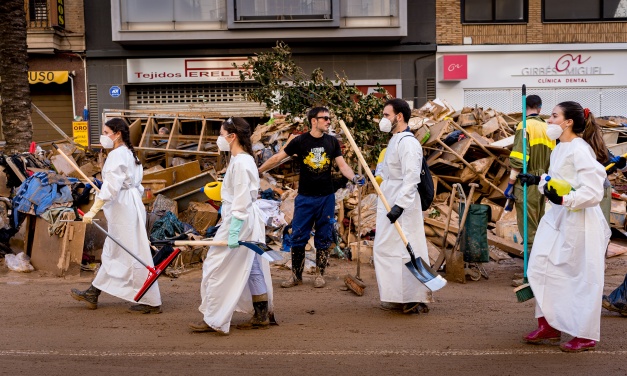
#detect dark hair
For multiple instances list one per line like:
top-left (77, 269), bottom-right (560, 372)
top-left (222, 117), bottom-right (254, 156)
top-left (526, 95), bottom-right (542, 109)
top-left (384, 98), bottom-right (411, 123)
top-left (104, 118), bottom-right (141, 165)
top-left (556, 101), bottom-right (609, 163)
top-left (307, 107), bottom-right (329, 123)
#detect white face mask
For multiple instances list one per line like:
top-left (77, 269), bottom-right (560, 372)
top-left (546, 122), bottom-right (565, 140)
top-left (379, 117), bottom-right (393, 133)
top-left (217, 135), bottom-right (231, 152)
top-left (100, 134), bottom-right (116, 149)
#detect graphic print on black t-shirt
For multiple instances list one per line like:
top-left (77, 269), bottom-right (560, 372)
top-left (303, 147), bottom-right (331, 172)
top-left (284, 133), bottom-right (342, 197)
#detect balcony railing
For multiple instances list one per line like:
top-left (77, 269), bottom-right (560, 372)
top-left (25, 0), bottom-right (51, 29)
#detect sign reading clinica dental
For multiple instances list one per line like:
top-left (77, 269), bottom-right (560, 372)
top-left (127, 57), bottom-right (253, 83)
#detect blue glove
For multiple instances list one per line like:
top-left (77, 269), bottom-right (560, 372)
top-left (228, 217), bottom-right (244, 248)
top-left (611, 155), bottom-right (627, 169)
top-left (352, 174), bottom-right (366, 186)
top-left (504, 182), bottom-right (515, 199)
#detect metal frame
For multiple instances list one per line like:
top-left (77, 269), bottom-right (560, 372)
top-left (542, 0), bottom-right (627, 22)
top-left (461, 0), bottom-right (529, 24)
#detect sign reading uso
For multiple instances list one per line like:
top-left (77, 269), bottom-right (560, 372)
top-left (127, 57), bottom-right (253, 83)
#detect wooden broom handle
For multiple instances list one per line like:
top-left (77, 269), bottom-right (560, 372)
top-left (52, 143), bottom-right (101, 193)
top-left (338, 120), bottom-right (410, 246)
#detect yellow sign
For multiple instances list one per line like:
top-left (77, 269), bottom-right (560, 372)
top-left (28, 71), bottom-right (69, 84)
top-left (72, 121), bottom-right (89, 148)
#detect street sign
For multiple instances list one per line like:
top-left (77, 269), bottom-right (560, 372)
top-left (109, 86), bottom-right (121, 98)
top-left (72, 121), bottom-right (89, 148)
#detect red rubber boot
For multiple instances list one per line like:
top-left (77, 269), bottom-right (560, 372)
top-left (560, 337), bottom-right (597, 352)
top-left (523, 317), bottom-right (561, 344)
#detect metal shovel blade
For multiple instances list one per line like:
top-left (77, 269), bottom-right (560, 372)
top-left (404, 244), bottom-right (447, 292)
top-left (239, 241), bottom-right (283, 262)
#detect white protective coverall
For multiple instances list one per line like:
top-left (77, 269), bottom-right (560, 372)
top-left (374, 132), bottom-right (433, 304)
top-left (198, 153), bottom-right (273, 334)
top-left (528, 138), bottom-right (610, 341)
top-left (91, 146), bottom-right (161, 306)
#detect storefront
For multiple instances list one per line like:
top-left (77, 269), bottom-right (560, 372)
top-left (436, 44), bottom-right (627, 117)
top-left (28, 70), bottom-right (74, 143)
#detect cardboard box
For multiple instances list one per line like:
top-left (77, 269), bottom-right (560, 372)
top-left (29, 217), bottom-right (86, 277)
top-left (180, 201), bottom-right (219, 234)
top-left (349, 240), bottom-right (373, 263)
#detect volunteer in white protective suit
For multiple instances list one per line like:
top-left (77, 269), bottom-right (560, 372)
top-left (374, 98), bottom-right (432, 315)
top-left (71, 118), bottom-right (162, 314)
top-left (518, 101), bottom-right (611, 353)
top-left (189, 117), bottom-right (274, 335)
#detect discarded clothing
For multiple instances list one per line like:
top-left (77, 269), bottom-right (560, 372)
top-left (12, 172), bottom-right (77, 226)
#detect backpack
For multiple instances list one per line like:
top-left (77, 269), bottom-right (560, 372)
top-left (400, 134), bottom-right (434, 209)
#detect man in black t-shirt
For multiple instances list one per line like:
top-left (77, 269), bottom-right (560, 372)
top-left (259, 107), bottom-right (364, 288)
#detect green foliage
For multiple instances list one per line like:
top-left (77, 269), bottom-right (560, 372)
top-left (237, 41), bottom-right (391, 166)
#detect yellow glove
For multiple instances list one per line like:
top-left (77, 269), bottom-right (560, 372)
top-left (83, 198), bottom-right (105, 224)
top-left (82, 211), bottom-right (96, 224)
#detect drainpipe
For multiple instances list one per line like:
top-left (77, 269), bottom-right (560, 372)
top-left (69, 74), bottom-right (77, 119)
top-left (67, 53), bottom-right (88, 120)
top-left (414, 53), bottom-right (435, 109)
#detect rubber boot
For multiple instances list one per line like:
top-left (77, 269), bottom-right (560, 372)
top-left (70, 284), bottom-right (101, 310)
top-left (281, 246), bottom-right (305, 288)
top-left (523, 316), bottom-right (561, 344)
top-left (313, 244), bottom-right (332, 288)
top-left (236, 294), bottom-right (270, 330)
top-left (560, 337), bottom-right (597, 352)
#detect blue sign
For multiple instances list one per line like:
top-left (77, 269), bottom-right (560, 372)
top-left (109, 86), bottom-right (122, 98)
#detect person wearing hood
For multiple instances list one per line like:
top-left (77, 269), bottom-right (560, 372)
top-left (518, 102), bottom-right (611, 352)
top-left (374, 98), bottom-right (432, 315)
top-left (71, 118), bottom-right (162, 314)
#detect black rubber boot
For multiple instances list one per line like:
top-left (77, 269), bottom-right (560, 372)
top-left (316, 244), bottom-right (333, 276)
top-left (70, 284), bottom-right (101, 310)
top-left (236, 294), bottom-right (270, 330)
top-left (281, 246), bottom-right (305, 288)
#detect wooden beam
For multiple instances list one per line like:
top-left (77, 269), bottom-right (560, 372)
top-left (424, 217), bottom-right (523, 258)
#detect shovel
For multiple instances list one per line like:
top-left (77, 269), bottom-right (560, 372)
top-left (344, 163), bottom-right (367, 296)
top-left (445, 183), bottom-right (479, 284)
top-left (150, 239), bottom-right (283, 262)
top-left (338, 120), bottom-right (446, 292)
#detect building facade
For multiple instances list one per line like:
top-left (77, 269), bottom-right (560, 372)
top-left (435, 0), bottom-right (627, 116)
top-left (26, 0), bottom-right (86, 142)
top-left (85, 0), bottom-right (437, 143)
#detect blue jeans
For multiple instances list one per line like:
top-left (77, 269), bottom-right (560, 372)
top-left (291, 193), bottom-right (335, 251)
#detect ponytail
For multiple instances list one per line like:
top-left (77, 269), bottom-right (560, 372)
top-left (581, 112), bottom-right (609, 164)
top-left (104, 118), bottom-right (141, 165)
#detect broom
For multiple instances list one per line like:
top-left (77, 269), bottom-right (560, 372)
top-left (514, 84), bottom-right (534, 302)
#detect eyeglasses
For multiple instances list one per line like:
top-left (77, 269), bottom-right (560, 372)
top-left (315, 116), bottom-right (331, 121)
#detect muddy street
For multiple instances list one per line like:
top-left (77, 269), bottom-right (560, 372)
top-left (0, 256), bottom-right (626, 376)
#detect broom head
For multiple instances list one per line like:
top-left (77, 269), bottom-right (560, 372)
top-left (513, 278), bottom-right (534, 302)
top-left (134, 247), bottom-right (181, 302)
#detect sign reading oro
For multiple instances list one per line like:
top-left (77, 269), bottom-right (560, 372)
top-left (72, 121), bottom-right (89, 148)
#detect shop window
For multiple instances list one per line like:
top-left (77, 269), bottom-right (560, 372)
top-left (340, 0), bottom-right (400, 27)
top-left (233, 0), bottom-right (332, 21)
top-left (120, 0), bottom-right (227, 30)
top-left (543, 0), bottom-right (627, 22)
top-left (462, 0), bottom-right (527, 23)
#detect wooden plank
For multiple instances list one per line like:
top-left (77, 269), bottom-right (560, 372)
top-left (143, 160), bottom-right (202, 186)
top-left (424, 217), bottom-right (524, 258)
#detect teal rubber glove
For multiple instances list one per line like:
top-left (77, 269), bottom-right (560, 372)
top-left (228, 217), bottom-right (244, 248)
